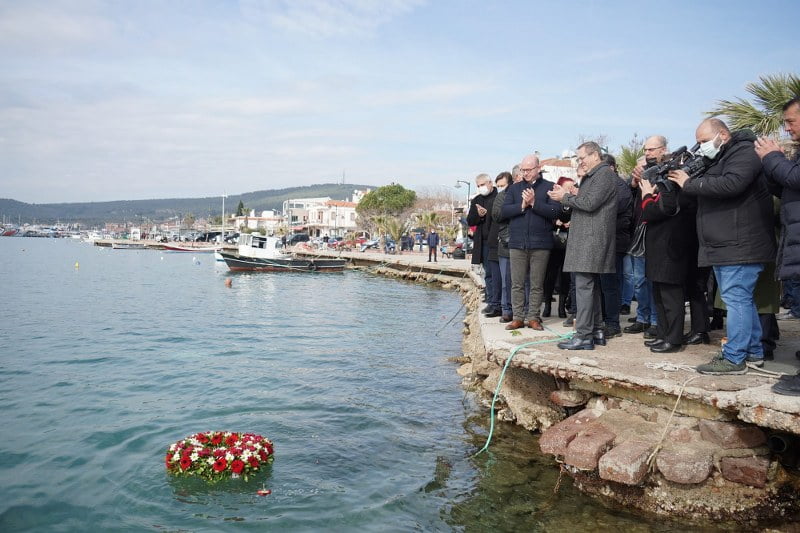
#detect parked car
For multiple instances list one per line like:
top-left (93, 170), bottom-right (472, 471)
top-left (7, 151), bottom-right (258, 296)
top-left (287, 233), bottom-right (310, 246)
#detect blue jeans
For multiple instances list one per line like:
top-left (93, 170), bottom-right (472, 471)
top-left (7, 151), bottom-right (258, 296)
top-left (715, 264), bottom-right (764, 364)
top-left (621, 254), bottom-right (634, 306)
top-left (499, 256), bottom-right (513, 316)
top-left (599, 253), bottom-right (624, 329)
top-left (631, 255), bottom-right (657, 325)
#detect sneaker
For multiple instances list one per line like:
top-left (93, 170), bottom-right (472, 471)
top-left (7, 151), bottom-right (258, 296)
top-left (696, 355), bottom-right (747, 375)
top-left (776, 310), bottom-right (800, 320)
top-left (746, 355), bottom-right (764, 368)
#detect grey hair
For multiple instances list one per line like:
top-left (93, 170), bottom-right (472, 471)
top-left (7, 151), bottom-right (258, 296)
top-left (475, 173), bottom-right (491, 184)
top-left (511, 165), bottom-right (520, 179)
top-left (577, 141), bottom-right (601, 155)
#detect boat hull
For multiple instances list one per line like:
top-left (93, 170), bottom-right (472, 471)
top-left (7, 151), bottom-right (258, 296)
top-left (163, 245), bottom-right (220, 253)
top-left (220, 252), bottom-right (346, 272)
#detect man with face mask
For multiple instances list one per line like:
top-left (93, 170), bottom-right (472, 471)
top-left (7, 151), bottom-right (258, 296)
top-left (467, 173), bottom-right (501, 317)
top-left (669, 118), bottom-right (776, 374)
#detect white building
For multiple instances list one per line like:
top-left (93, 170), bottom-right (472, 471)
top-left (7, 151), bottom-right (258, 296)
top-left (540, 157), bottom-right (578, 183)
top-left (233, 209), bottom-right (283, 235)
top-left (282, 189), bottom-right (368, 237)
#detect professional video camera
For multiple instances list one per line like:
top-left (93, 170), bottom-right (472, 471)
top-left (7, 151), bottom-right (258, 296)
top-left (642, 145), bottom-right (707, 192)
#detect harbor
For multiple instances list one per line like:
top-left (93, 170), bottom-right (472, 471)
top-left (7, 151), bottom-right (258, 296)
top-left (303, 246), bottom-right (800, 523)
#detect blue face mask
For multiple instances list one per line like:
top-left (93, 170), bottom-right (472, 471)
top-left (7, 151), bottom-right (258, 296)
top-left (696, 133), bottom-right (721, 159)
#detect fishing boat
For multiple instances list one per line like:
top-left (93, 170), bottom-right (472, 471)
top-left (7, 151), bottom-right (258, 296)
top-left (219, 234), bottom-right (346, 272)
top-left (163, 244), bottom-right (220, 253)
top-left (112, 242), bottom-right (147, 250)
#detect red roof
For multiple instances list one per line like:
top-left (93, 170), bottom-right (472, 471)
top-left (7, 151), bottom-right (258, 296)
top-left (326, 200), bottom-right (357, 207)
top-left (540, 158), bottom-right (575, 167)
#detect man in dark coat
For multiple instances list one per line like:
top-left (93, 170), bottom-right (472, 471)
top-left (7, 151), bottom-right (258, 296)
top-left (491, 172), bottom-right (514, 322)
top-left (500, 155), bottom-right (561, 330)
top-left (549, 142), bottom-right (618, 349)
top-left (427, 228), bottom-right (440, 262)
top-left (466, 174), bottom-right (501, 316)
top-left (669, 118), bottom-right (776, 374)
top-left (755, 96), bottom-right (800, 394)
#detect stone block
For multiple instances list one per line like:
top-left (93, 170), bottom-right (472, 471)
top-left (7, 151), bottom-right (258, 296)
top-left (720, 456), bottom-right (770, 488)
top-left (668, 428), bottom-right (694, 444)
top-left (698, 420), bottom-right (766, 449)
top-left (565, 425), bottom-right (616, 470)
top-left (549, 389), bottom-right (593, 408)
top-left (539, 410), bottom-right (599, 456)
top-left (598, 440), bottom-right (654, 485)
top-left (656, 448), bottom-right (713, 484)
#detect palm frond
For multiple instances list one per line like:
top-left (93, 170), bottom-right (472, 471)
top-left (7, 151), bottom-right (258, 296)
top-left (707, 73), bottom-right (800, 135)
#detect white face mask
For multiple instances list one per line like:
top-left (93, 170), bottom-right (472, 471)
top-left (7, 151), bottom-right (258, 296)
top-left (496, 185), bottom-right (506, 192)
top-left (697, 133), bottom-right (721, 159)
top-left (476, 185), bottom-right (490, 196)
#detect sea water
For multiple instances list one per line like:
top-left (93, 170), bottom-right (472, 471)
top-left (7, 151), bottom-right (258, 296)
top-left (0, 238), bottom-right (716, 532)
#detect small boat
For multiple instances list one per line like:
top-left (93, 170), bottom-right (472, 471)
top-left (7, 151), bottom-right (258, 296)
top-left (219, 234), bottom-right (346, 272)
top-left (112, 242), bottom-right (147, 250)
top-left (163, 244), bottom-right (220, 253)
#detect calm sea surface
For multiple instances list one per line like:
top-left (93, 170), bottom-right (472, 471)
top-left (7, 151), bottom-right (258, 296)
top-left (0, 238), bottom-right (718, 532)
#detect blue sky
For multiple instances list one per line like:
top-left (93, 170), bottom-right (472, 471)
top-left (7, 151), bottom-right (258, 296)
top-left (0, 0), bottom-right (797, 203)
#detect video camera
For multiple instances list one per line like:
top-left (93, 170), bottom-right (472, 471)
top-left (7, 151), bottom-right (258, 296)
top-left (642, 145), bottom-right (707, 192)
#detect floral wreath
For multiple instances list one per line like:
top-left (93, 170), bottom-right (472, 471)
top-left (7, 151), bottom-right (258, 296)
top-left (165, 431), bottom-right (274, 482)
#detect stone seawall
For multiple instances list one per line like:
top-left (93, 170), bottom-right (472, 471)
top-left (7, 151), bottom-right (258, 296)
top-left (301, 249), bottom-right (800, 523)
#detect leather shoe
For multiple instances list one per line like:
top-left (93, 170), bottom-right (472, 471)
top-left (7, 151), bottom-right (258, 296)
top-left (484, 308), bottom-right (502, 318)
top-left (644, 338), bottom-right (665, 347)
top-left (557, 336), bottom-right (595, 350)
top-left (592, 328), bottom-right (607, 346)
top-left (527, 320), bottom-right (544, 331)
top-left (650, 342), bottom-right (683, 353)
top-left (505, 320), bottom-right (525, 330)
top-left (683, 332), bottom-right (710, 345)
top-left (481, 304), bottom-right (495, 314)
top-left (499, 315), bottom-right (513, 323)
top-left (644, 325), bottom-right (659, 339)
top-left (620, 304), bottom-right (631, 315)
top-left (623, 322), bottom-right (649, 334)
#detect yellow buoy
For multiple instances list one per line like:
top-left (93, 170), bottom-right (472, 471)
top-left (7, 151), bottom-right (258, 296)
top-left (74, 261), bottom-right (80, 269)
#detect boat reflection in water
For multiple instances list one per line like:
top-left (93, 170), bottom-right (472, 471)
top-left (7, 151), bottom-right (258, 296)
top-left (219, 234), bottom-right (346, 272)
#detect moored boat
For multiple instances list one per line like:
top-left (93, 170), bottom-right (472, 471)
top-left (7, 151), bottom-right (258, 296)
top-left (163, 244), bottom-right (220, 253)
top-left (220, 234), bottom-right (345, 272)
top-left (112, 242), bottom-right (147, 250)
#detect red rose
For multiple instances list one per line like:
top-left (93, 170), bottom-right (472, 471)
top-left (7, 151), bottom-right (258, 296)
top-left (211, 433), bottom-right (223, 445)
top-left (196, 433), bottom-right (209, 444)
top-left (225, 434), bottom-right (239, 447)
top-left (212, 458), bottom-right (227, 472)
top-left (258, 450), bottom-right (268, 461)
top-left (248, 456), bottom-right (259, 469)
top-left (165, 453), bottom-right (172, 469)
top-left (213, 448), bottom-right (225, 457)
top-left (198, 448), bottom-right (210, 457)
top-left (230, 459), bottom-right (245, 474)
top-left (180, 456), bottom-right (192, 470)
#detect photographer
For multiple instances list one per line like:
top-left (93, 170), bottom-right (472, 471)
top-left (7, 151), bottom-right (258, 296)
top-left (669, 118), bottom-right (776, 375)
top-left (638, 170), bottom-right (699, 353)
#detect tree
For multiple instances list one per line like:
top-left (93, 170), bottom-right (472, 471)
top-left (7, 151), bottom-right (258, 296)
top-left (707, 73), bottom-right (800, 135)
top-left (236, 200), bottom-right (246, 216)
top-left (183, 213), bottom-right (196, 228)
top-left (615, 134), bottom-right (644, 176)
top-left (356, 184), bottom-right (416, 218)
top-left (379, 216), bottom-right (408, 254)
top-left (415, 211), bottom-right (443, 232)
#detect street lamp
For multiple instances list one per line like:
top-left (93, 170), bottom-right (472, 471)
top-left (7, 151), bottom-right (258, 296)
top-left (455, 180), bottom-right (471, 208)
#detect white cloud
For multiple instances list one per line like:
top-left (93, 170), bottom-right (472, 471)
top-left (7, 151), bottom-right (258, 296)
top-left (240, 0), bottom-right (424, 37)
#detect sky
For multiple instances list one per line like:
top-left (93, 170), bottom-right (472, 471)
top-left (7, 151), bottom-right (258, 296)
top-left (0, 0), bottom-right (797, 204)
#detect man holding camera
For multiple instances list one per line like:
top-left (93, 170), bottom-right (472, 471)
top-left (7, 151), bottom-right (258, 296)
top-left (669, 118), bottom-right (776, 374)
top-left (548, 142), bottom-right (618, 349)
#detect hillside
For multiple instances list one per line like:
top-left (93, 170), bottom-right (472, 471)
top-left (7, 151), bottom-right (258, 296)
top-left (0, 184), bottom-right (371, 226)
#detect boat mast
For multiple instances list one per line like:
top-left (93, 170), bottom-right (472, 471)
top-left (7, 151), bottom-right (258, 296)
top-left (221, 193), bottom-right (227, 244)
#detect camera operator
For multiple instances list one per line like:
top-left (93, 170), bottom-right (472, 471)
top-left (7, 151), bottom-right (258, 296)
top-left (669, 118), bottom-right (776, 375)
top-left (638, 168), bottom-right (700, 353)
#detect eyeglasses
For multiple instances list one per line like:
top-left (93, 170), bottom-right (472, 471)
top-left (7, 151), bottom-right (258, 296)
top-left (520, 167), bottom-right (538, 173)
top-left (643, 146), bottom-right (665, 152)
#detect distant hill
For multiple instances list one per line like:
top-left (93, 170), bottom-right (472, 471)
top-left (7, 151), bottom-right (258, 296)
top-left (0, 184), bottom-right (371, 226)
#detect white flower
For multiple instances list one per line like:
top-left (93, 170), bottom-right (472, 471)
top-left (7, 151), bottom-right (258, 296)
top-left (242, 450), bottom-right (252, 460)
top-left (208, 457), bottom-right (216, 466)
top-left (191, 452), bottom-right (199, 461)
top-left (172, 452), bottom-right (181, 462)
top-left (225, 452), bottom-right (234, 462)
top-left (169, 444), bottom-right (178, 452)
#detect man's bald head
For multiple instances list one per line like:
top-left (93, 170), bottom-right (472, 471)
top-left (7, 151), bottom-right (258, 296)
top-left (696, 117), bottom-right (731, 145)
top-left (519, 155), bottom-right (541, 182)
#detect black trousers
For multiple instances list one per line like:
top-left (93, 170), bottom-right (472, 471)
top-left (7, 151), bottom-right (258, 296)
top-left (686, 265), bottom-right (711, 334)
top-left (653, 281), bottom-right (685, 345)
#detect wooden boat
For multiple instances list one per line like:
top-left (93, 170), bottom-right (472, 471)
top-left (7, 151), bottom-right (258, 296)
top-left (220, 234), bottom-right (345, 272)
top-left (111, 242), bottom-right (147, 249)
top-left (163, 244), bottom-right (220, 253)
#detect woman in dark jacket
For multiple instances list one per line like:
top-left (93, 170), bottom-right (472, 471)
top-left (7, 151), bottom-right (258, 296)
top-left (639, 178), bottom-right (699, 352)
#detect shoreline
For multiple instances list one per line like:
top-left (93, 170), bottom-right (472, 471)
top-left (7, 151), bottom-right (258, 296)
top-left (302, 247), bottom-right (800, 523)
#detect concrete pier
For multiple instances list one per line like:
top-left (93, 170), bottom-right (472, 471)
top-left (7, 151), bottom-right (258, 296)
top-left (300, 247), bottom-right (800, 521)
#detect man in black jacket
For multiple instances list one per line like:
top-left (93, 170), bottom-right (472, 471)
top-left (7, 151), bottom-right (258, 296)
top-left (669, 118), bottom-right (776, 374)
top-left (755, 96), bottom-right (800, 394)
top-left (467, 174), bottom-right (501, 317)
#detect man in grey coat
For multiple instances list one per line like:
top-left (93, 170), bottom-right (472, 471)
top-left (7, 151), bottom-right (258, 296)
top-left (548, 141), bottom-right (619, 350)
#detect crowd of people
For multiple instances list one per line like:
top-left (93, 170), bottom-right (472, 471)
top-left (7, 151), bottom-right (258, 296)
top-left (466, 97), bottom-right (800, 396)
